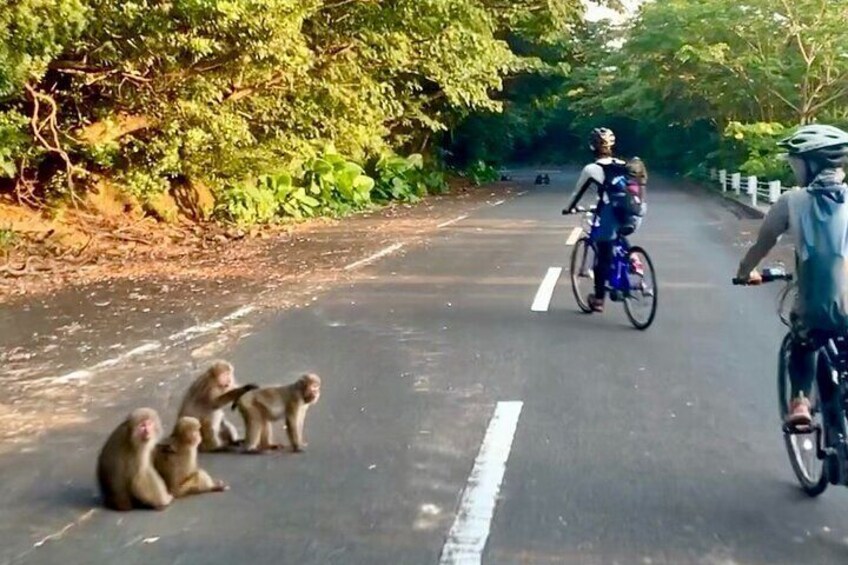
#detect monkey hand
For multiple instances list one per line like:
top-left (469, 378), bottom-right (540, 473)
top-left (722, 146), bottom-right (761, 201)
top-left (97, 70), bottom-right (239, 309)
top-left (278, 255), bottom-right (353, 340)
top-left (213, 480), bottom-right (230, 492)
top-left (157, 440), bottom-right (177, 454)
top-left (244, 383), bottom-right (260, 391)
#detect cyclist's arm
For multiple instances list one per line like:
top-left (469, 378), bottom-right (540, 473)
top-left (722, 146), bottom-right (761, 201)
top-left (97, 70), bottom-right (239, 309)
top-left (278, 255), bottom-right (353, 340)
top-left (565, 164), bottom-right (603, 212)
top-left (736, 194), bottom-right (790, 278)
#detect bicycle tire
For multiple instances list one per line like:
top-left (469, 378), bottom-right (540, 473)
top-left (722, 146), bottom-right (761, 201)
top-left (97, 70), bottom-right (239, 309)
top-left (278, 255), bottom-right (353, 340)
top-left (778, 333), bottom-right (828, 497)
top-left (570, 237), bottom-right (596, 313)
top-left (623, 246), bottom-right (658, 330)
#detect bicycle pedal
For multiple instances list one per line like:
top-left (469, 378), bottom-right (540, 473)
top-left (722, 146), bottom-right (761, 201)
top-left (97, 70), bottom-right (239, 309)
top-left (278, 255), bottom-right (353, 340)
top-left (782, 422), bottom-right (816, 434)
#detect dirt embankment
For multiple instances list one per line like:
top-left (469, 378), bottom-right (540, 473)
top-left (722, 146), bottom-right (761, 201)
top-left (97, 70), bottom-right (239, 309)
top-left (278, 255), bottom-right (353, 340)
top-left (0, 180), bottom-right (514, 304)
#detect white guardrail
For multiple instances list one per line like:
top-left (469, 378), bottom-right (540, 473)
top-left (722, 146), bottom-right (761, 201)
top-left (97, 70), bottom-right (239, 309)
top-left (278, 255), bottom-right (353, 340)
top-left (708, 167), bottom-right (797, 210)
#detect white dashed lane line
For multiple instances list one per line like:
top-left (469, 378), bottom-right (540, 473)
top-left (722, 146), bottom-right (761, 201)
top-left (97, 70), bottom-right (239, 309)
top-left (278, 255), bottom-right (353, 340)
top-left (38, 305), bottom-right (257, 386)
top-left (343, 242), bottom-right (405, 271)
top-left (437, 214), bottom-right (469, 228)
top-left (530, 267), bottom-right (562, 312)
top-left (439, 401), bottom-right (524, 565)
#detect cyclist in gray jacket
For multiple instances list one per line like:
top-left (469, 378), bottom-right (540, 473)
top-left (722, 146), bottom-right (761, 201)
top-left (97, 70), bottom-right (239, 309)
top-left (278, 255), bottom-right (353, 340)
top-left (565, 127), bottom-right (628, 312)
top-left (737, 124), bottom-right (848, 426)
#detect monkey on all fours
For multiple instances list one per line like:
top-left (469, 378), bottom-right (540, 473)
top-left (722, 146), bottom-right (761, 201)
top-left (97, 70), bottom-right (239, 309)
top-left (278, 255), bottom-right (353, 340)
top-left (96, 408), bottom-right (173, 511)
top-left (233, 373), bottom-right (321, 453)
top-left (155, 417), bottom-right (229, 497)
top-left (177, 360), bottom-right (258, 452)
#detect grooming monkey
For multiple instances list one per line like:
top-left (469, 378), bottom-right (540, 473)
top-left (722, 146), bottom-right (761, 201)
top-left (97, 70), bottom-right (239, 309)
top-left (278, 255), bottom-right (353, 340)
top-left (96, 408), bottom-right (173, 511)
top-left (155, 417), bottom-right (229, 497)
top-left (177, 360), bottom-right (257, 451)
top-left (232, 373), bottom-right (321, 453)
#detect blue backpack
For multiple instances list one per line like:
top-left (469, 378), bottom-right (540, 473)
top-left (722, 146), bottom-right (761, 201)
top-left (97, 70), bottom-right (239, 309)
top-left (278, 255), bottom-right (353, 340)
top-left (794, 183), bottom-right (848, 331)
top-left (599, 158), bottom-right (647, 235)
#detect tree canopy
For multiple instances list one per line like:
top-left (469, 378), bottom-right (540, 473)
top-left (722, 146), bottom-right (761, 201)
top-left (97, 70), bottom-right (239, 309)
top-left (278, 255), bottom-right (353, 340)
top-left (453, 0), bottom-right (848, 179)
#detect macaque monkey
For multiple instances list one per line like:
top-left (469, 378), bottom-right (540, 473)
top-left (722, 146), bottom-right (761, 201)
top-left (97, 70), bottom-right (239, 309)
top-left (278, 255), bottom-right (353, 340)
top-left (232, 373), bottom-right (321, 453)
top-left (96, 408), bottom-right (173, 511)
top-left (177, 360), bottom-right (257, 451)
top-left (155, 417), bottom-right (229, 497)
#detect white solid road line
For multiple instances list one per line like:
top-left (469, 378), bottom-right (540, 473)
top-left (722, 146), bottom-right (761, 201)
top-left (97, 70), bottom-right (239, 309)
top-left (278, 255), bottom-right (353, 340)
top-left (439, 401), bottom-right (524, 565)
top-left (530, 267), bottom-right (562, 312)
top-left (565, 227), bottom-right (582, 246)
top-left (168, 305), bottom-right (256, 343)
top-left (343, 242), bottom-right (404, 271)
top-left (438, 214), bottom-right (469, 228)
top-left (42, 305), bottom-right (257, 385)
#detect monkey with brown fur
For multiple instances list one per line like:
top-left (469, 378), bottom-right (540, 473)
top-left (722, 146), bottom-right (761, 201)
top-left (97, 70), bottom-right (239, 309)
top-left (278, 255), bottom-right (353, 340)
top-left (96, 408), bottom-right (173, 511)
top-left (232, 373), bottom-right (321, 453)
top-left (177, 360), bottom-right (258, 452)
top-left (155, 417), bottom-right (229, 497)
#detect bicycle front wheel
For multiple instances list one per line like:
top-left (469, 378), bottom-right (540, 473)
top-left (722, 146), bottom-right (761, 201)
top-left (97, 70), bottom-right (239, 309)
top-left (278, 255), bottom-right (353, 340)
top-left (778, 333), bottom-right (828, 497)
top-left (623, 246), bottom-right (657, 330)
top-left (570, 237), bottom-right (596, 313)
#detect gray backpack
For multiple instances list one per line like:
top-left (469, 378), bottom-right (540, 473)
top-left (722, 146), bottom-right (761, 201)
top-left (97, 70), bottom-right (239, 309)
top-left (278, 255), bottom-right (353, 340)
top-left (794, 183), bottom-right (848, 331)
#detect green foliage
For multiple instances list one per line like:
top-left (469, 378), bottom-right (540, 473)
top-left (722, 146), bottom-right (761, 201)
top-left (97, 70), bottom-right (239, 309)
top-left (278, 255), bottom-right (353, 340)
top-left (0, 111), bottom-right (29, 178)
top-left (259, 172), bottom-right (320, 220)
top-left (0, 226), bottom-right (18, 250)
top-left (465, 161), bottom-right (500, 185)
top-left (0, 0), bottom-right (605, 223)
top-left (215, 180), bottom-right (278, 226)
top-left (722, 122), bottom-right (789, 180)
top-left (303, 150), bottom-right (375, 215)
top-left (451, 0), bottom-right (848, 183)
top-left (371, 153), bottom-right (447, 203)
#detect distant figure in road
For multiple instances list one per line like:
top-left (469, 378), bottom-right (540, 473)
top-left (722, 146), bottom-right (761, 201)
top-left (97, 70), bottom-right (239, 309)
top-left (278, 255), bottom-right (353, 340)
top-left (736, 124), bottom-right (848, 427)
top-left (564, 127), bottom-right (643, 313)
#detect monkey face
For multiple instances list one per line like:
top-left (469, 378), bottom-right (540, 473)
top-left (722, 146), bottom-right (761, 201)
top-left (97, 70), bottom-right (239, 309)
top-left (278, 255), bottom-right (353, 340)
top-left (216, 369), bottom-right (234, 391)
top-left (135, 418), bottom-right (157, 442)
top-left (301, 375), bottom-right (321, 403)
top-left (176, 417), bottom-right (202, 446)
top-left (186, 427), bottom-right (202, 447)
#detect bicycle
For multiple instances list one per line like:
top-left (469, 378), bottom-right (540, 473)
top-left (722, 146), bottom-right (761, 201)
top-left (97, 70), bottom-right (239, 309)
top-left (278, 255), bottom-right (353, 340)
top-left (734, 268), bottom-right (848, 497)
top-left (563, 205), bottom-right (658, 330)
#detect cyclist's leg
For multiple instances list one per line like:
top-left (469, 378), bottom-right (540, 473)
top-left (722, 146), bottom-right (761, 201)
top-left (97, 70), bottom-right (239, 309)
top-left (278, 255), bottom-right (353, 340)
top-left (789, 337), bottom-right (816, 399)
top-left (787, 329), bottom-right (817, 425)
top-left (593, 240), bottom-right (613, 301)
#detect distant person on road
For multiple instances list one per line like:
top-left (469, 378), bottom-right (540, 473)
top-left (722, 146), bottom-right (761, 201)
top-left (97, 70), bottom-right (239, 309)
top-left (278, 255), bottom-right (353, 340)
top-left (564, 127), bottom-right (631, 313)
top-left (736, 124), bottom-right (848, 427)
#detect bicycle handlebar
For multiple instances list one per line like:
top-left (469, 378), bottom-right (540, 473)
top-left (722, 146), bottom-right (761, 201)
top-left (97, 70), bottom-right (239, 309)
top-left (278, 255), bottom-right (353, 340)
top-left (562, 206), bottom-right (597, 216)
top-left (732, 272), bottom-right (794, 286)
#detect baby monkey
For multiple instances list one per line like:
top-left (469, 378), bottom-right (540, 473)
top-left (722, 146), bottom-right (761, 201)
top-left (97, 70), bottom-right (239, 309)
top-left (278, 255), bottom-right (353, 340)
top-left (155, 416), bottom-right (229, 498)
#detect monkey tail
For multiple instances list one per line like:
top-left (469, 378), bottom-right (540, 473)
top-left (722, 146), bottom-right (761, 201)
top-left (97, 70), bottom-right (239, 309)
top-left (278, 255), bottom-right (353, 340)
top-left (212, 384), bottom-right (259, 410)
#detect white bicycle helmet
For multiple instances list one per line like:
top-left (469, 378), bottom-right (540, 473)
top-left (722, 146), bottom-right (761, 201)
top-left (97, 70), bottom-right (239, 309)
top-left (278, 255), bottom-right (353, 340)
top-left (779, 124), bottom-right (848, 166)
top-left (589, 127), bottom-right (616, 152)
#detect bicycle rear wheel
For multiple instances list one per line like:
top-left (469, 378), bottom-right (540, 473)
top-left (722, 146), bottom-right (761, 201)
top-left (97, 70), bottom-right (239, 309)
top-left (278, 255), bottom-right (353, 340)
top-left (778, 333), bottom-right (828, 496)
top-left (570, 237), bottom-right (596, 313)
top-left (623, 246), bottom-right (657, 330)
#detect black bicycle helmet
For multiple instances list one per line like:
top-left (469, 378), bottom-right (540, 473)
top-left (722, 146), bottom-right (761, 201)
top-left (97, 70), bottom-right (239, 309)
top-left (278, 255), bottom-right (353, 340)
top-left (778, 124), bottom-right (848, 167)
top-left (589, 127), bottom-right (616, 152)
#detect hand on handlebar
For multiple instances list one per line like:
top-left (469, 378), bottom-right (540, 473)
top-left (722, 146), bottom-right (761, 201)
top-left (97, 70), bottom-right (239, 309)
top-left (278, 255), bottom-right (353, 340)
top-left (747, 270), bottom-right (764, 285)
top-left (732, 270), bottom-right (763, 286)
top-left (733, 269), bottom-right (791, 285)
top-left (562, 205), bottom-right (589, 215)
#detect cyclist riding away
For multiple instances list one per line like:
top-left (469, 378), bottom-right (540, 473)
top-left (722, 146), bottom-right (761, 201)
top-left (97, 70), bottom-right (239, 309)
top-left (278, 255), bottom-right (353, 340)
top-left (565, 127), bottom-right (642, 313)
top-left (736, 124), bottom-right (848, 427)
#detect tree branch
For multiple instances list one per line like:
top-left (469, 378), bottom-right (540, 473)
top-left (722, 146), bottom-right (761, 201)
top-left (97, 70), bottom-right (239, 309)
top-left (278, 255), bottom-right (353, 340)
top-left (24, 84), bottom-right (81, 204)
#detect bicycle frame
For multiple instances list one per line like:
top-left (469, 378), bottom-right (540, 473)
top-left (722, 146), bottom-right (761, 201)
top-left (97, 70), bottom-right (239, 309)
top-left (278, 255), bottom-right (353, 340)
top-left (582, 207), bottom-right (632, 294)
top-left (811, 339), bottom-right (848, 485)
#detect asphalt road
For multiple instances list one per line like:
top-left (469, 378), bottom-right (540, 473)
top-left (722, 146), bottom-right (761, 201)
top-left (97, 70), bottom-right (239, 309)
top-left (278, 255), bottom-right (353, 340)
top-left (3, 170), bottom-right (848, 565)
